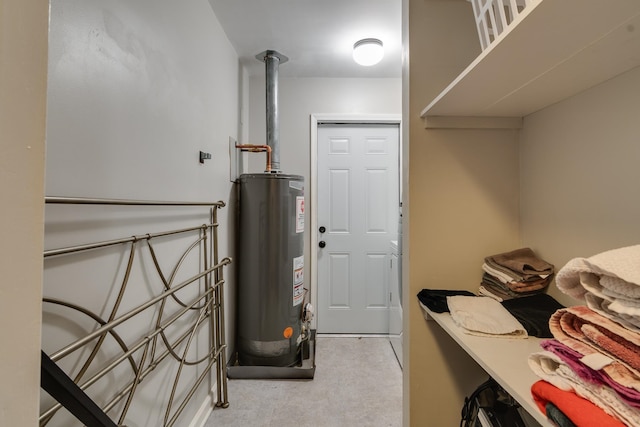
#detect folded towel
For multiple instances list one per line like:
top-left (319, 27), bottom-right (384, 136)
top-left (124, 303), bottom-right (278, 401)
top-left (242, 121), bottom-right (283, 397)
top-left (486, 247), bottom-right (554, 280)
top-left (446, 295), bottom-right (527, 338)
top-left (551, 306), bottom-right (640, 372)
top-left (483, 263), bottom-right (551, 293)
top-left (580, 272), bottom-right (640, 332)
top-left (529, 351), bottom-right (640, 426)
top-left (556, 244), bottom-right (640, 301)
top-left (531, 380), bottom-right (627, 427)
top-left (542, 339), bottom-right (640, 409)
top-left (482, 262), bottom-right (517, 284)
top-left (549, 306), bottom-right (640, 392)
top-left (506, 276), bottom-right (552, 293)
top-left (478, 284), bottom-right (508, 302)
top-left (501, 293), bottom-right (564, 338)
top-left (481, 272), bottom-right (514, 292)
top-left (481, 273), bottom-right (546, 297)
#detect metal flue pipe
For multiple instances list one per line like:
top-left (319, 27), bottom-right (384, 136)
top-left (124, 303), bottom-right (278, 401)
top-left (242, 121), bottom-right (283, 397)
top-left (255, 50), bottom-right (288, 173)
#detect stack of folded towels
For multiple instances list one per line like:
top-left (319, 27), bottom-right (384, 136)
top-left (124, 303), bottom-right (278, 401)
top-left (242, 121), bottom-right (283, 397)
top-left (528, 244), bottom-right (640, 426)
top-left (480, 247), bottom-right (555, 301)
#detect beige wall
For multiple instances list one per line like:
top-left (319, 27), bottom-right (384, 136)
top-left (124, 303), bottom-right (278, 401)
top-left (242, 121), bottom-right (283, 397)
top-left (0, 1), bottom-right (49, 425)
top-left (406, 1), bottom-right (521, 425)
top-left (520, 65), bottom-right (640, 307)
top-left (406, 1), bottom-right (640, 425)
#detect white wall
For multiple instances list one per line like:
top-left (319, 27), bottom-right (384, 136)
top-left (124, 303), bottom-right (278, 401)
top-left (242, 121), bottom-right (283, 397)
top-left (520, 65), bottom-right (640, 307)
top-left (46, 0), bottom-right (240, 202)
top-left (43, 1), bottom-right (243, 425)
top-left (247, 77), bottom-right (402, 316)
top-left (248, 77), bottom-right (402, 178)
top-left (0, 2), bottom-right (48, 426)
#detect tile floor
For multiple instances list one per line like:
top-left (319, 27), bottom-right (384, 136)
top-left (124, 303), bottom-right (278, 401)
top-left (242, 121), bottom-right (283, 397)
top-left (204, 336), bottom-right (402, 427)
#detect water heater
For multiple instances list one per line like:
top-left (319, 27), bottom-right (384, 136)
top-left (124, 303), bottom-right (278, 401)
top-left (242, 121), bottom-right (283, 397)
top-left (236, 173), bottom-right (305, 366)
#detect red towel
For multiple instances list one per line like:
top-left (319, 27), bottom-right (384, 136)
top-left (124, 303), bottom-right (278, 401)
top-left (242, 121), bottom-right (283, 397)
top-left (531, 380), bottom-right (626, 427)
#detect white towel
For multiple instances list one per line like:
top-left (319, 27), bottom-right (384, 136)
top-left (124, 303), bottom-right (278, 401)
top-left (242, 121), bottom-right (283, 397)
top-left (582, 279), bottom-right (640, 333)
top-left (481, 263), bottom-right (514, 284)
top-left (446, 295), bottom-right (527, 338)
top-left (556, 244), bottom-right (640, 300)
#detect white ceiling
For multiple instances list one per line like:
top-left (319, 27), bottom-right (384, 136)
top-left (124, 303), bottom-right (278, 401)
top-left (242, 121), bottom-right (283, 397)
top-left (207, 0), bottom-right (402, 78)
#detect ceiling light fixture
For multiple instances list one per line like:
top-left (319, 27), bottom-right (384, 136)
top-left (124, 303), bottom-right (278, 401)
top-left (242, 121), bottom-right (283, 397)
top-left (353, 38), bottom-right (384, 66)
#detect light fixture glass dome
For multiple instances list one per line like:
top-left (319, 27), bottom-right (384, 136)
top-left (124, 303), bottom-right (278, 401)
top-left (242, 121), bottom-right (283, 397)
top-left (353, 38), bottom-right (384, 66)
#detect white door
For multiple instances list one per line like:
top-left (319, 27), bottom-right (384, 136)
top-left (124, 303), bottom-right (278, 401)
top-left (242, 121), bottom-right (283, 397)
top-left (317, 124), bottom-right (399, 333)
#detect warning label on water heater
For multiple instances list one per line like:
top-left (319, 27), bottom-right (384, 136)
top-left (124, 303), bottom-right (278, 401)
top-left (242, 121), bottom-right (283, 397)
top-left (295, 196), bottom-right (304, 234)
top-left (293, 255), bottom-right (304, 306)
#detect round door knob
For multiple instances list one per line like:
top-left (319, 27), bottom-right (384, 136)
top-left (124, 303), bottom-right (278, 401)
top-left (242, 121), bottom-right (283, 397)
top-left (319, 241), bottom-right (326, 248)
top-left (319, 226), bottom-right (326, 233)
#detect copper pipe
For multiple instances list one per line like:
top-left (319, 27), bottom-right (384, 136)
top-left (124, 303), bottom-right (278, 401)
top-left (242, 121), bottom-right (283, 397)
top-left (235, 144), bottom-right (272, 172)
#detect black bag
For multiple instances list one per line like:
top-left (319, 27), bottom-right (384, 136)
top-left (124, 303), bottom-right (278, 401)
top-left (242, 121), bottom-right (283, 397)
top-left (460, 377), bottom-right (527, 427)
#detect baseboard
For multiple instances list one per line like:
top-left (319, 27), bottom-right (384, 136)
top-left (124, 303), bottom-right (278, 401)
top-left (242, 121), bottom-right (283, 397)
top-left (317, 333), bottom-right (389, 338)
top-left (187, 385), bottom-right (217, 427)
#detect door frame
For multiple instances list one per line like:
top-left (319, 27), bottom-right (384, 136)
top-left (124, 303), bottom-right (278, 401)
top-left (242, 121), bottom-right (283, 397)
top-left (310, 113), bottom-right (402, 331)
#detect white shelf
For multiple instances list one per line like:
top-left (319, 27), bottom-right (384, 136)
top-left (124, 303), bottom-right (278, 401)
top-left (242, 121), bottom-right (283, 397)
top-left (419, 302), bottom-right (552, 426)
top-left (421, 0), bottom-right (640, 128)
